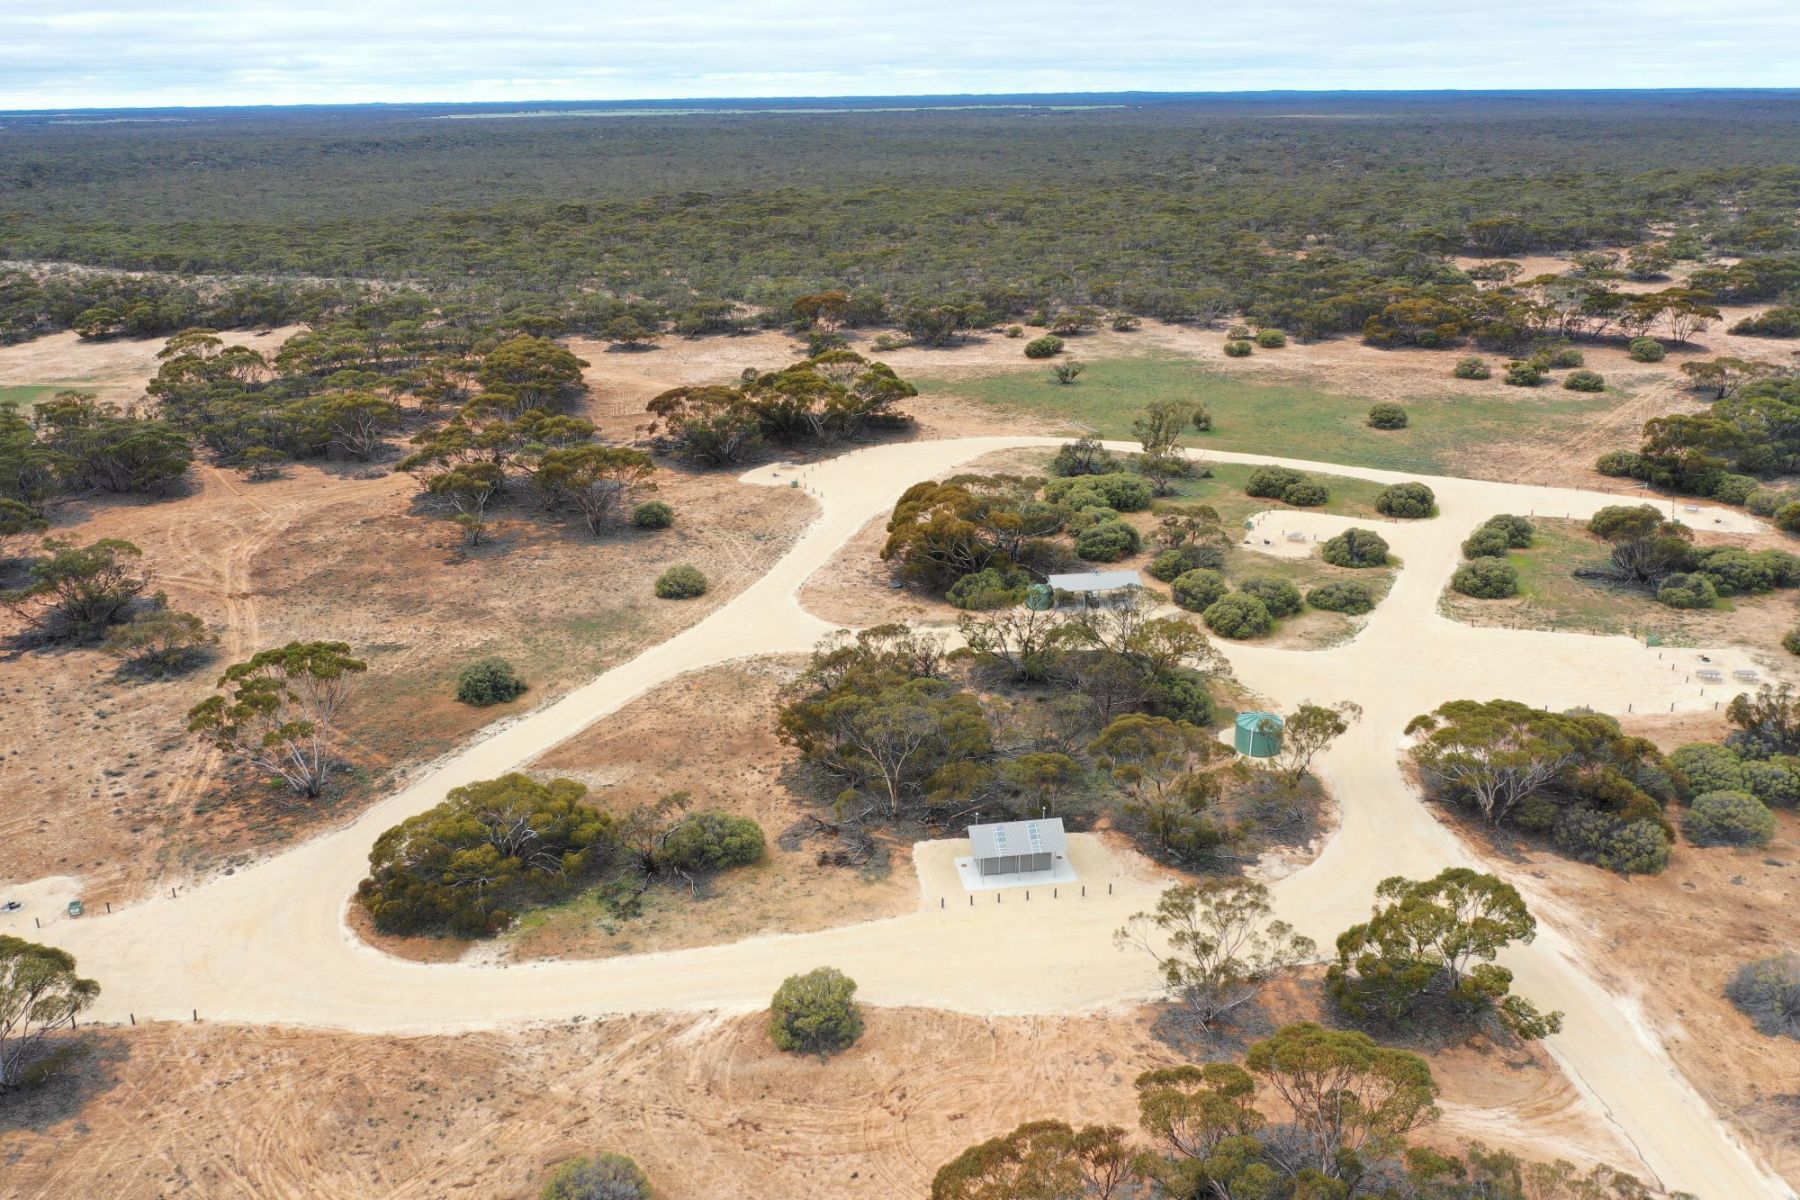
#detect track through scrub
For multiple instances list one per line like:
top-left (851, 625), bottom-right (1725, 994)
top-left (10, 437), bottom-right (1793, 1199)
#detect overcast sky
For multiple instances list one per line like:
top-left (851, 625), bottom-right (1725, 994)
top-left (3, 1), bottom-right (1797, 110)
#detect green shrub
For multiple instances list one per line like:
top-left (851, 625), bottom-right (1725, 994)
top-left (1708, 473), bottom-right (1759, 506)
top-left (1692, 546), bottom-right (1785, 594)
top-left (1375, 481), bottom-right (1436, 518)
top-left (1453, 356), bottom-right (1491, 380)
top-left (1777, 501), bottom-right (1800, 533)
top-left (1254, 328), bottom-right (1287, 348)
top-left (358, 774), bottom-right (613, 936)
top-left (1244, 466), bottom-right (1304, 499)
top-left (1048, 436), bottom-right (1117, 477)
top-left (631, 501), bottom-right (674, 529)
top-left (1203, 593), bottom-right (1274, 639)
top-left (1786, 626), bottom-right (1800, 656)
top-left (1461, 527), bottom-right (1511, 559)
top-left (1305, 580), bottom-right (1375, 614)
top-left (1147, 666), bottom-right (1215, 725)
top-left (1655, 572), bottom-right (1717, 609)
top-left (1482, 514), bottom-right (1534, 547)
top-left (540, 1153), bottom-right (652, 1200)
top-left (1451, 558), bottom-right (1519, 599)
top-left (769, 967), bottom-right (863, 1057)
top-left (655, 811), bottom-right (766, 873)
top-left (1042, 472), bottom-right (1152, 512)
top-left (947, 568), bottom-right (1027, 610)
top-left (1170, 569), bottom-right (1229, 612)
top-left (456, 656), bottom-right (527, 706)
top-left (1548, 347), bottom-right (1585, 368)
top-left (1075, 520), bottom-right (1140, 562)
top-left (1321, 528), bottom-right (1390, 568)
top-left (1236, 575), bottom-right (1303, 617)
top-left (1064, 504), bottom-right (1121, 536)
top-left (1281, 478), bottom-right (1329, 507)
top-left (1726, 954), bottom-right (1800, 1039)
top-left (1627, 337), bottom-right (1666, 362)
top-left (1005, 324), bottom-right (1024, 338)
top-left (1563, 369), bottom-right (1606, 392)
top-left (1367, 403), bottom-right (1408, 429)
top-left (1747, 488), bottom-right (1792, 518)
top-left (1222, 339), bottom-right (1253, 358)
top-left (1595, 450), bottom-right (1643, 477)
top-left (1685, 790), bottom-right (1776, 847)
top-left (1147, 548), bottom-right (1198, 582)
top-left (1023, 335), bottom-right (1064, 359)
top-left (1505, 361), bottom-right (1544, 387)
top-left (1741, 757), bottom-right (1800, 809)
top-left (1731, 307), bottom-right (1800, 338)
top-left (1671, 744), bottom-right (1748, 796)
top-left (1554, 808), bottom-right (1671, 875)
top-left (654, 564), bottom-right (709, 599)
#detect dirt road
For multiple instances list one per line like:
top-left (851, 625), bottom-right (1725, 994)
top-left (10, 437), bottom-right (1792, 1198)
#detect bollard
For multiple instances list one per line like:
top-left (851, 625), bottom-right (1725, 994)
top-left (1108, 882), bottom-right (1113, 895)
top-left (940, 897), bottom-right (944, 909)
top-left (1671, 702), bottom-right (1676, 712)
top-left (105, 902), bottom-right (110, 914)
top-left (192, 1009), bottom-right (198, 1023)
top-left (1053, 888), bottom-right (1058, 899)
top-left (969, 895), bottom-right (974, 907)
top-left (1082, 885), bottom-right (1086, 897)
top-left (997, 893), bottom-right (1001, 904)
top-left (34, 917), bottom-right (39, 929)
top-left (129, 1013), bottom-right (134, 1026)
top-left (1026, 891), bottom-right (1030, 901)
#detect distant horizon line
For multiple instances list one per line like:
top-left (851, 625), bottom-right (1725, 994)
top-left (6, 85), bottom-right (1799, 117)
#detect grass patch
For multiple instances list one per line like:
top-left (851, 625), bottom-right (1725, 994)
top-left (1446, 518), bottom-right (1731, 643)
top-left (1160, 461), bottom-right (1392, 526)
top-left (920, 353), bottom-right (1611, 474)
top-left (0, 386), bottom-right (58, 410)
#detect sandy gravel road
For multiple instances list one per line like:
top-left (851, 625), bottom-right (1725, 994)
top-left (10, 437), bottom-right (1792, 1198)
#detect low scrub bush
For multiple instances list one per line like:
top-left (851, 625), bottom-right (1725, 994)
top-left (1042, 471), bottom-right (1152, 512)
top-left (1074, 520), bottom-right (1140, 562)
top-left (1375, 481), bottom-right (1435, 518)
top-left (655, 564), bottom-right (708, 599)
top-left (1563, 369), bottom-right (1606, 392)
top-left (1170, 569), bottom-right (1229, 612)
top-left (1595, 449), bottom-right (1643, 477)
top-left (1726, 954), bottom-right (1800, 1038)
top-left (1671, 743), bottom-right (1748, 795)
top-left (1254, 328), bottom-right (1287, 348)
top-left (540, 1153), bottom-right (652, 1200)
top-left (1222, 339), bottom-right (1253, 357)
top-left (1322, 527), bottom-right (1390, 568)
top-left (1553, 807), bottom-right (1672, 875)
top-left (655, 811), bottom-right (766, 874)
top-left (1451, 557), bottom-right (1519, 599)
top-left (946, 568), bottom-right (1027, 610)
top-left (769, 967), bottom-right (863, 1057)
top-left (631, 500), bottom-right (674, 529)
top-left (1655, 572), bottom-right (1717, 610)
top-left (1684, 789), bottom-right (1776, 847)
top-left (1236, 575), bottom-right (1303, 617)
top-left (456, 656), bottom-right (527, 706)
top-left (1281, 478), bottom-right (1328, 507)
top-left (1306, 580), bottom-right (1375, 614)
top-left (1023, 334), bottom-right (1064, 359)
top-left (1203, 593), bottom-right (1274, 639)
top-left (1505, 361), bottom-right (1544, 387)
top-left (1367, 402), bottom-right (1408, 429)
top-left (1627, 337), bottom-right (1666, 362)
top-left (1453, 356), bottom-right (1491, 380)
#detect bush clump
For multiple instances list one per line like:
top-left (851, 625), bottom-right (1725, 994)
top-left (1305, 580), bottom-right (1375, 614)
top-left (1655, 572), bottom-right (1718, 610)
top-left (359, 774), bottom-right (613, 936)
top-left (1074, 520), bottom-right (1140, 562)
top-left (1244, 466), bottom-right (1327, 507)
top-left (1451, 558), bottom-right (1520, 599)
top-left (1726, 954), bottom-right (1800, 1039)
top-left (1367, 403), bottom-right (1408, 429)
top-left (654, 564), bottom-right (708, 599)
top-left (769, 967), bottom-right (864, 1057)
top-left (1374, 481), bottom-right (1436, 519)
top-left (1452, 356), bottom-right (1491, 380)
top-left (1595, 449), bottom-right (1643, 477)
top-left (1203, 593), bottom-right (1274, 639)
top-left (1627, 337), bottom-right (1666, 362)
top-left (1236, 575), bottom-right (1303, 617)
top-left (946, 568), bottom-right (1026, 610)
top-left (456, 656), bottom-right (528, 706)
top-left (1222, 339), bottom-right (1253, 357)
top-left (1553, 808), bottom-right (1672, 875)
top-left (655, 811), bottom-right (767, 874)
top-left (1546, 346), bottom-right (1585, 369)
top-left (631, 501), bottom-right (674, 529)
top-left (1254, 328), bottom-right (1287, 348)
top-left (1321, 528), bottom-right (1390, 568)
top-left (1563, 369), bottom-right (1606, 392)
top-left (1505, 361), bottom-right (1544, 387)
top-left (1147, 548), bottom-right (1199, 582)
top-left (540, 1153), bottom-right (652, 1200)
top-left (1042, 471), bottom-right (1153, 512)
top-left (1670, 743), bottom-right (1748, 795)
top-left (1462, 514), bottom-right (1532, 559)
top-left (1170, 569), bottom-right (1229, 612)
top-left (1684, 790), bottom-right (1776, 847)
top-left (1023, 335), bottom-right (1064, 359)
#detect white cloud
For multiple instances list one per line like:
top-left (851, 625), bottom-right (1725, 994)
top-left (0, 0), bottom-right (1796, 108)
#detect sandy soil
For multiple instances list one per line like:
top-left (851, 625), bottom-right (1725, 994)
top-left (0, 326), bottom-right (301, 407)
top-left (0, 996), bottom-right (1630, 1200)
top-left (0, 459), bottom-right (812, 905)
top-left (1457, 797), bottom-right (1800, 1188)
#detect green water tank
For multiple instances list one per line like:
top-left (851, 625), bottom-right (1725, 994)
top-left (1024, 583), bottom-right (1055, 611)
top-left (1234, 711), bottom-right (1283, 757)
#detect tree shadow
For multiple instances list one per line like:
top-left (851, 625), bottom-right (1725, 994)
top-left (0, 1030), bottom-right (132, 1134)
top-left (1148, 997), bottom-right (1279, 1063)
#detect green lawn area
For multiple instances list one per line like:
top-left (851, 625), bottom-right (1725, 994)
top-left (1446, 519), bottom-right (1737, 644)
top-left (1160, 461), bottom-right (1394, 526)
top-left (918, 354), bottom-right (1612, 474)
top-left (0, 386), bottom-right (58, 410)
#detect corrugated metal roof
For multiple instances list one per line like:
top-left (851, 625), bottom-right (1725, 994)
top-left (968, 817), bottom-right (1068, 861)
top-left (1045, 570), bottom-right (1143, 592)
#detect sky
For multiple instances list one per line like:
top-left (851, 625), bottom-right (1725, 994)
top-left (2, 0), bottom-right (1798, 111)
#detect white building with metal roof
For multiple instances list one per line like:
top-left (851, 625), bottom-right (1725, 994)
top-left (957, 817), bottom-right (1076, 890)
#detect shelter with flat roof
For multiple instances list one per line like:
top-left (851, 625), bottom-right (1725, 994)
top-left (967, 817), bottom-right (1068, 879)
top-left (1044, 570), bottom-right (1143, 609)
